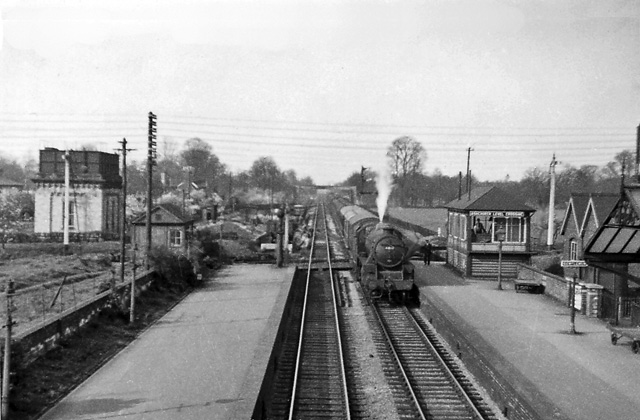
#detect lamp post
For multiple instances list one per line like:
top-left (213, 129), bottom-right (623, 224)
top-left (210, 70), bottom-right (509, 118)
top-left (275, 207), bottom-right (284, 267)
top-left (496, 228), bottom-right (505, 290)
top-left (570, 272), bottom-right (577, 334)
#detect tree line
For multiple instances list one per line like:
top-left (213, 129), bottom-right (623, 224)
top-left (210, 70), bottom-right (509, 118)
top-left (125, 138), bottom-right (314, 207)
top-left (0, 136), bottom-right (634, 219)
top-left (340, 136), bottom-right (634, 209)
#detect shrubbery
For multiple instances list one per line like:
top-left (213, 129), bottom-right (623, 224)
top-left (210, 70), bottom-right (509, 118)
top-left (147, 246), bottom-right (198, 288)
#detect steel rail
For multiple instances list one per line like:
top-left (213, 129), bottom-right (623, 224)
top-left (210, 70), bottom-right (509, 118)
top-left (287, 207), bottom-right (319, 420)
top-left (407, 307), bottom-right (486, 419)
top-left (371, 303), bottom-right (428, 420)
top-left (320, 202), bottom-right (352, 420)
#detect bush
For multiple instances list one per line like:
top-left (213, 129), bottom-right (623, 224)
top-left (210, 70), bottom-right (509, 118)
top-left (545, 262), bottom-right (564, 277)
top-left (147, 247), bottom-right (197, 288)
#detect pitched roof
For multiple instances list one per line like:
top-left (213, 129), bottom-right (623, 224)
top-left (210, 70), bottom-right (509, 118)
top-left (588, 193), bottom-right (619, 227)
top-left (131, 203), bottom-right (194, 225)
top-left (560, 193), bottom-right (592, 236)
top-left (444, 186), bottom-right (535, 212)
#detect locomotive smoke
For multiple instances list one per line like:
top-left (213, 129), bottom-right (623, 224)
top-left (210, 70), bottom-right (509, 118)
top-left (375, 169), bottom-right (393, 222)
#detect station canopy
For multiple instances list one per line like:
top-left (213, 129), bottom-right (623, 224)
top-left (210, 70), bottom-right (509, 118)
top-left (585, 186), bottom-right (640, 262)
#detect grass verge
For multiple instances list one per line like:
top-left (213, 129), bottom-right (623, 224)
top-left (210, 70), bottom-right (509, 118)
top-left (8, 283), bottom-right (190, 420)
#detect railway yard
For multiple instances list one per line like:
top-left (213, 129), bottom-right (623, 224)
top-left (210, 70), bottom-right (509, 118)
top-left (15, 196), bottom-right (640, 420)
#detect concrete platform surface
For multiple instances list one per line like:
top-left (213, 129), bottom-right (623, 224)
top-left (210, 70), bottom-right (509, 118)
top-left (417, 262), bottom-right (640, 420)
top-left (39, 264), bottom-right (294, 420)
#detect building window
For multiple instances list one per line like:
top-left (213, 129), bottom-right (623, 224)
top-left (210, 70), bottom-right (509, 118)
top-left (491, 217), bottom-right (525, 243)
top-left (570, 239), bottom-right (578, 260)
top-left (169, 229), bottom-right (183, 247)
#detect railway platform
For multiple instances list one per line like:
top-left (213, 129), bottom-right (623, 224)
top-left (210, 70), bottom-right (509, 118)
top-left (416, 262), bottom-right (640, 420)
top-left (39, 264), bottom-right (294, 420)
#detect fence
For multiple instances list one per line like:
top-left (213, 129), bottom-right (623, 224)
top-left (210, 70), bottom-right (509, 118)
top-left (1, 267), bottom-right (156, 367)
top-left (601, 292), bottom-right (640, 325)
top-left (1, 266), bottom-right (138, 338)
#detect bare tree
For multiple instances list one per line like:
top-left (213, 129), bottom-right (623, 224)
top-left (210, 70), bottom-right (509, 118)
top-left (387, 136), bottom-right (426, 178)
top-left (386, 136), bottom-right (426, 205)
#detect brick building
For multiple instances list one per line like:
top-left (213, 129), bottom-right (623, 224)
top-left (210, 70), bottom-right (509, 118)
top-left (32, 148), bottom-right (122, 241)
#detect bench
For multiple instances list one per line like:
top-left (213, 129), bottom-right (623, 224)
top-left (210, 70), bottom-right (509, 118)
top-left (514, 280), bottom-right (544, 294)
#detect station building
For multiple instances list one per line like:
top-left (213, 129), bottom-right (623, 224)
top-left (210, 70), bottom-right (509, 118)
top-left (32, 148), bottom-right (122, 241)
top-left (584, 184), bottom-right (640, 321)
top-left (445, 186), bottom-right (536, 278)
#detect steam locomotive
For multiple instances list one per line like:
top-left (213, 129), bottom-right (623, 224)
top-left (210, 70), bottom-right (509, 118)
top-left (332, 199), bottom-right (419, 303)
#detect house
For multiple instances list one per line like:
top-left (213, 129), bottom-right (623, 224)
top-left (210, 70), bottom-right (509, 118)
top-left (559, 192), bottom-right (618, 275)
top-left (444, 186), bottom-right (536, 278)
top-left (131, 203), bottom-right (194, 254)
top-left (32, 148), bottom-right (122, 241)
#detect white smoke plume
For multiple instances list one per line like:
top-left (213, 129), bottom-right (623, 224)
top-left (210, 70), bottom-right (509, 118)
top-left (375, 168), bottom-right (394, 222)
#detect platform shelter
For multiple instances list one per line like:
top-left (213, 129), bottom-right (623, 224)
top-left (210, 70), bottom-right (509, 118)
top-left (445, 186), bottom-right (535, 278)
top-left (584, 184), bottom-right (640, 321)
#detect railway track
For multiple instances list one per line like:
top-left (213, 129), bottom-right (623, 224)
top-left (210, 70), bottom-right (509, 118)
top-left (371, 301), bottom-right (500, 420)
top-left (269, 203), bottom-right (352, 419)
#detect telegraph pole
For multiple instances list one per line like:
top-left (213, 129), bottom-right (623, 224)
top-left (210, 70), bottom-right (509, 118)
top-left (146, 112), bottom-right (157, 269)
top-left (118, 138), bottom-right (134, 284)
top-left (547, 153), bottom-right (558, 250)
top-left (2, 280), bottom-right (14, 420)
top-left (466, 146), bottom-right (473, 198)
top-left (63, 150), bottom-right (70, 253)
top-left (118, 138), bottom-right (137, 323)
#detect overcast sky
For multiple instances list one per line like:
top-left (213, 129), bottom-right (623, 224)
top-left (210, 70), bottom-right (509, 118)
top-left (1, 0), bottom-right (639, 185)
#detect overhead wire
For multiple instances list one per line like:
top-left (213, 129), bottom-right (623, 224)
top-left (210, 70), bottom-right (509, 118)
top-left (1, 113), bottom-right (636, 173)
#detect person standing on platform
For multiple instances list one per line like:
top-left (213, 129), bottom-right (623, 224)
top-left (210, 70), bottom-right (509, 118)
top-left (422, 240), bottom-right (432, 265)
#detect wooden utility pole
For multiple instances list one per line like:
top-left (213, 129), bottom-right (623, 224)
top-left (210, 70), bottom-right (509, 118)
top-left (466, 147), bottom-right (473, 199)
top-left (118, 138), bottom-right (137, 323)
top-left (63, 150), bottom-right (70, 252)
top-left (146, 112), bottom-right (157, 269)
top-left (118, 138), bottom-right (134, 283)
top-left (547, 153), bottom-right (558, 250)
top-left (2, 280), bottom-right (14, 420)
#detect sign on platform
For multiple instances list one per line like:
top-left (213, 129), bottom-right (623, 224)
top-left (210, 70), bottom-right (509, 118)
top-left (561, 260), bottom-right (588, 268)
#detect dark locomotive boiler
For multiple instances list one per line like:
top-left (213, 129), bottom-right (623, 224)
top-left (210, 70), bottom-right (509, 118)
top-left (361, 222), bottom-right (418, 303)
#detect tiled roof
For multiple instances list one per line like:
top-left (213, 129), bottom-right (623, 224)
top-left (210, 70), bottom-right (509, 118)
top-left (589, 194), bottom-right (619, 226)
top-left (444, 186), bottom-right (535, 212)
top-left (131, 203), bottom-right (194, 225)
top-left (571, 194), bottom-right (591, 229)
top-left (560, 193), bottom-right (591, 236)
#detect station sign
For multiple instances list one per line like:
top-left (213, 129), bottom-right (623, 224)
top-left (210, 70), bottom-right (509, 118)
top-left (561, 260), bottom-right (588, 268)
top-left (469, 211), bottom-right (525, 217)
